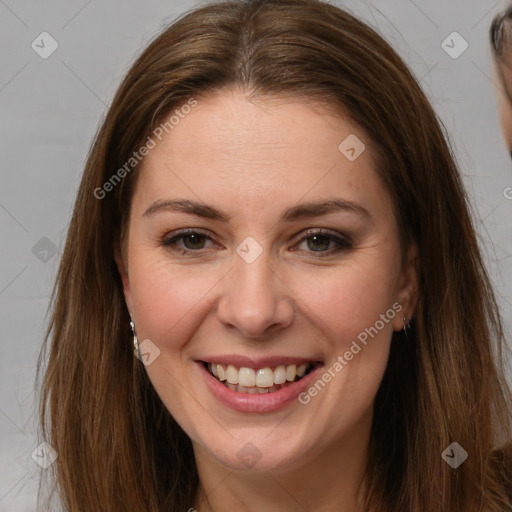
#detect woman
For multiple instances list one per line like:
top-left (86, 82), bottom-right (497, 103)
top-left (491, 4), bottom-right (512, 154)
top-left (37, 0), bottom-right (512, 510)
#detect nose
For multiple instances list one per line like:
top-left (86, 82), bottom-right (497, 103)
top-left (216, 249), bottom-right (294, 339)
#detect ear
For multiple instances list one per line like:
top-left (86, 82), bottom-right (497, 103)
top-left (114, 243), bottom-right (134, 320)
top-left (392, 242), bottom-right (420, 332)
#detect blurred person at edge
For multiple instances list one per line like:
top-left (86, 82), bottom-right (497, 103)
top-left (491, 5), bottom-right (512, 155)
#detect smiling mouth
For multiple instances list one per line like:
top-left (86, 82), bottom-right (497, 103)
top-left (204, 362), bottom-right (318, 394)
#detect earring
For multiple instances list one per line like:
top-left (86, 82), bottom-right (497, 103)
top-left (403, 316), bottom-right (411, 337)
top-left (130, 320), bottom-right (141, 358)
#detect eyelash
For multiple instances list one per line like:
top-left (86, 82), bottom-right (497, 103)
top-left (160, 228), bottom-right (353, 257)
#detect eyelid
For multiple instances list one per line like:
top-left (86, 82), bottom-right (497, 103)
top-left (291, 228), bottom-right (352, 255)
top-left (161, 228), bottom-right (219, 247)
top-left (160, 227), bottom-right (353, 255)
top-left (294, 227), bottom-right (351, 242)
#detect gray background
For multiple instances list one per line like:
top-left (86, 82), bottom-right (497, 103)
top-left (1, 0), bottom-right (512, 510)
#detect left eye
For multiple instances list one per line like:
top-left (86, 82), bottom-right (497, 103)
top-left (294, 230), bottom-right (352, 254)
top-left (161, 229), bottom-right (352, 256)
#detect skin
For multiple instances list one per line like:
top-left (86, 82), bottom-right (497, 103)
top-left (116, 88), bottom-right (419, 512)
top-left (496, 57), bottom-right (512, 153)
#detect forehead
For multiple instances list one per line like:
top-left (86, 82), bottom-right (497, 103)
top-left (130, 89), bottom-right (394, 223)
top-left (151, 90), bottom-right (366, 160)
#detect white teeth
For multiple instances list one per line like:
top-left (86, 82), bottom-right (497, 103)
top-left (286, 364), bottom-right (297, 382)
top-left (255, 367), bottom-right (274, 388)
top-left (297, 363), bottom-right (307, 377)
top-left (226, 365), bottom-right (239, 384)
top-left (238, 367), bottom-right (256, 387)
top-left (274, 365), bottom-right (287, 384)
top-left (217, 364), bottom-right (226, 381)
top-left (208, 362), bottom-right (314, 389)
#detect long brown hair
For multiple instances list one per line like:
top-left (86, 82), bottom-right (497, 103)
top-left (36, 0), bottom-right (512, 510)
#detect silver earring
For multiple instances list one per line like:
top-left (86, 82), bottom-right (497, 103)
top-left (403, 316), bottom-right (411, 337)
top-left (130, 320), bottom-right (140, 357)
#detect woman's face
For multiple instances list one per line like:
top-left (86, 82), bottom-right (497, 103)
top-left (117, 89), bottom-right (418, 473)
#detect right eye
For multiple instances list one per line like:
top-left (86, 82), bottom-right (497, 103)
top-left (161, 229), bottom-right (220, 255)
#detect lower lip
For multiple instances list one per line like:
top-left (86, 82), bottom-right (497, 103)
top-left (197, 361), bottom-right (324, 413)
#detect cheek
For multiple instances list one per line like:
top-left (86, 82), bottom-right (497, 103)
top-left (290, 259), bottom-right (399, 346)
top-left (127, 251), bottom-right (222, 347)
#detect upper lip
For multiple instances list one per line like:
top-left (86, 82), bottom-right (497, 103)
top-left (198, 355), bottom-right (323, 368)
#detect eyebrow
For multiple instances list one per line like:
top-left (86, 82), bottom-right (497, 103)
top-left (143, 198), bottom-right (372, 222)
